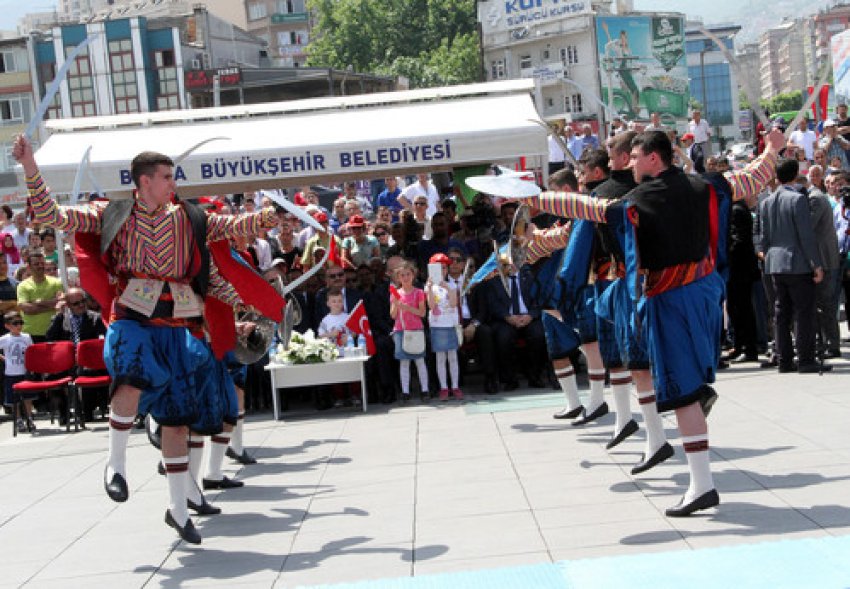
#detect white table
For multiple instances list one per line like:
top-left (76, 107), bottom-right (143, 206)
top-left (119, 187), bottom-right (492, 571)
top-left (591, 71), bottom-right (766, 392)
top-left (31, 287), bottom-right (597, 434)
top-left (265, 356), bottom-right (369, 420)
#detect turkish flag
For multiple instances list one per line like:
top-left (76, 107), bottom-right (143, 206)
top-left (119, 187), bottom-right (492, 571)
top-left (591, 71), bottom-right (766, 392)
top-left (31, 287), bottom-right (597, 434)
top-left (327, 233), bottom-right (344, 268)
top-left (345, 300), bottom-right (375, 355)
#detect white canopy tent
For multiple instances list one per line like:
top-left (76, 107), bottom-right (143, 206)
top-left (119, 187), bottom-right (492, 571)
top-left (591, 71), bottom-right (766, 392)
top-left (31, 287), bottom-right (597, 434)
top-left (27, 80), bottom-right (547, 198)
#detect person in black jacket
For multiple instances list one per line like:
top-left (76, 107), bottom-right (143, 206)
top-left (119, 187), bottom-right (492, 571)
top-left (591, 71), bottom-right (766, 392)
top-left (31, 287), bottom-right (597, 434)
top-left (724, 192), bottom-right (761, 362)
top-left (46, 288), bottom-right (107, 422)
top-left (485, 262), bottom-right (546, 390)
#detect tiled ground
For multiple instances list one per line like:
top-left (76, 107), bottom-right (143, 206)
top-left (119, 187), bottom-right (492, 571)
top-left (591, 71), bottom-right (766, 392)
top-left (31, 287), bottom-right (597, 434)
top-left (1, 352), bottom-right (850, 588)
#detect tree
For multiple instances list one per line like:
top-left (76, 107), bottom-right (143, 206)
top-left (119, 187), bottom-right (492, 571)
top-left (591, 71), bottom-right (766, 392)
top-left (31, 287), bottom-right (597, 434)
top-left (305, 0), bottom-right (482, 88)
top-left (738, 89), bottom-right (750, 111)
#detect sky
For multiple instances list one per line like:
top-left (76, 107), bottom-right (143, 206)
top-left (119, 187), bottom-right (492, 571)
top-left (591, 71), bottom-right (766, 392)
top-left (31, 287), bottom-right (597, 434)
top-left (0, 0), bottom-right (836, 35)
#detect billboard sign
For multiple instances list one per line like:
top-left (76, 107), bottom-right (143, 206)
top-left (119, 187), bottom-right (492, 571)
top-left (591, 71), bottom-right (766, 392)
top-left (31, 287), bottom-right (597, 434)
top-left (596, 15), bottom-right (689, 121)
top-left (478, 0), bottom-right (590, 35)
top-left (832, 30), bottom-right (850, 104)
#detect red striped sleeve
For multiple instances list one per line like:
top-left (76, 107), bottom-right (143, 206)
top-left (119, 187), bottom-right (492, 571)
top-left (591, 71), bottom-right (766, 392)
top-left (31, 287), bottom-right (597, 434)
top-left (27, 172), bottom-right (104, 232)
top-left (527, 192), bottom-right (609, 223)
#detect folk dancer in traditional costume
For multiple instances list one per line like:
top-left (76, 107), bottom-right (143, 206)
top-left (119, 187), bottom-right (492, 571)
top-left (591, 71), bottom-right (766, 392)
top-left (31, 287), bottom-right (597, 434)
top-left (592, 131), bottom-right (671, 474)
top-left (521, 129), bottom-right (781, 516)
top-left (14, 136), bottom-right (278, 542)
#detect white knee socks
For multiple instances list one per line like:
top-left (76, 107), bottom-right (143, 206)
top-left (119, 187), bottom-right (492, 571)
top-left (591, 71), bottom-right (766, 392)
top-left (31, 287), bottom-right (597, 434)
top-left (637, 388), bottom-right (667, 456)
top-left (107, 411), bottom-right (135, 479)
top-left (229, 413), bottom-right (245, 455)
top-left (206, 433), bottom-right (231, 482)
top-left (610, 370), bottom-right (633, 433)
top-left (682, 434), bottom-right (714, 503)
top-left (587, 368), bottom-right (606, 413)
top-left (187, 434), bottom-right (205, 504)
top-left (555, 364), bottom-right (581, 410)
top-left (163, 455), bottom-right (190, 526)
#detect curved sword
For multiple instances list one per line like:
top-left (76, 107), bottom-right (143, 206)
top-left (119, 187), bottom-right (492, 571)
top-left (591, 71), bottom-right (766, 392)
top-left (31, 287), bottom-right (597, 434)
top-left (174, 137), bottom-right (230, 165)
top-left (281, 234), bottom-right (332, 296)
top-left (531, 119), bottom-right (579, 167)
top-left (263, 190), bottom-right (325, 232)
top-left (25, 34), bottom-right (100, 141)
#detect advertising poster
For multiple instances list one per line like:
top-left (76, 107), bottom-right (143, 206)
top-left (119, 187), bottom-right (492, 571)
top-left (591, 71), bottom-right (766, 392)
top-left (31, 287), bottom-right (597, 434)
top-left (596, 15), bottom-right (689, 122)
top-left (831, 30), bottom-right (850, 104)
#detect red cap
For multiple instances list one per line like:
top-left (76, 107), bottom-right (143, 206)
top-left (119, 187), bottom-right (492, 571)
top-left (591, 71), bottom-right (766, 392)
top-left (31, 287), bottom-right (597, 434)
top-left (429, 253), bottom-right (451, 266)
top-left (313, 211), bottom-right (328, 223)
top-left (681, 133), bottom-right (695, 141)
top-left (348, 214), bottom-right (365, 228)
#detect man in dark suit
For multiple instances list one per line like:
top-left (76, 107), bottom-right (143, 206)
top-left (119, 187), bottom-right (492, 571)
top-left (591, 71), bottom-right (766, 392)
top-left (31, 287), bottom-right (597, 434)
top-left (485, 262), bottom-right (546, 389)
top-left (724, 191), bottom-right (761, 363)
top-left (755, 158), bottom-right (827, 373)
top-left (365, 257), bottom-right (401, 403)
top-left (46, 288), bottom-right (108, 421)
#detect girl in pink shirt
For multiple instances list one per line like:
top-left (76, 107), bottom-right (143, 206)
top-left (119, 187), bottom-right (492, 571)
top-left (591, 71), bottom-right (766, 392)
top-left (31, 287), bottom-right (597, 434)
top-left (390, 260), bottom-right (428, 402)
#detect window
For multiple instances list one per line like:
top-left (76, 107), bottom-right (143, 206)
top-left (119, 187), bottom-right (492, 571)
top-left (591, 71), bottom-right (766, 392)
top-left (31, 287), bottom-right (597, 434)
top-left (519, 55), bottom-right (532, 70)
top-left (0, 51), bottom-right (16, 73)
top-left (276, 0), bottom-right (305, 12)
top-left (560, 45), bottom-right (579, 65)
top-left (491, 59), bottom-right (506, 80)
top-left (109, 39), bottom-right (138, 114)
top-left (0, 95), bottom-right (32, 124)
top-left (564, 93), bottom-right (583, 113)
top-left (67, 45), bottom-right (96, 117)
top-left (39, 63), bottom-right (61, 120)
top-left (153, 49), bottom-right (180, 111)
top-left (248, 2), bottom-right (267, 20)
top-left (277, 31), bottom-right (292, 46)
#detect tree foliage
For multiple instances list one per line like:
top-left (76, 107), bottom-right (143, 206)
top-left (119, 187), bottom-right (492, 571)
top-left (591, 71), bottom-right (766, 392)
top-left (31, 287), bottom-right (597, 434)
top-left (758, 90), bottom-right (803, 115)
top-left (306, 0), bottom-right (482, 88)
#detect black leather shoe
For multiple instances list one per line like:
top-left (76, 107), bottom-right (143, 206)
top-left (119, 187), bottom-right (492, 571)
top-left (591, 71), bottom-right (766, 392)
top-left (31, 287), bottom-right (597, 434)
top-left (778, 362), bottom-right (798, 373)
top-left (485, 377), bottom-right (499, 395)
top-left (572, 402), bottom-right (609, 426)
top-left (699, 387), bottom-right (719, 418)
top-left (824, 349), bottom-right (841, 359)
top-left (226, 447), bottom-right (258, 465)
top-left (553, 406), bottom-right (584, 420)
top-left (760, 357), bottom-right (778, 369)
top-left (165, 509), bottom-right (202, 544)
top-left (631, 442), bottom-right (675, 475)
top-left (202, 476), bottom-right (244, 490)
top-left (188, 497), bottom-right (222, 516)
top-left (157, 461), bottom-right (165, 476)
top-left (731, 353), bottom-right (759, 364)
top-left (606, 419), bottom-right (639, 450)
top-left (665, 488), bottom-right (720, 517)
top-left (104, 466), bottom-right (129, 503)
top-left (798, 362), bottom-right (833, 373)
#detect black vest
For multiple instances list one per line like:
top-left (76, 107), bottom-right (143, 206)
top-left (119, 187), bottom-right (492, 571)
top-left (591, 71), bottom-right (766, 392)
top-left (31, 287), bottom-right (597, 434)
top-left (631, 167), bottom-right (710, 271)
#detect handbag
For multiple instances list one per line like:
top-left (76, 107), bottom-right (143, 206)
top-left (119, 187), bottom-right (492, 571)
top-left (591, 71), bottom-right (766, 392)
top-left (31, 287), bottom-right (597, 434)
top-left (399, 296), bottom-right (426, 355)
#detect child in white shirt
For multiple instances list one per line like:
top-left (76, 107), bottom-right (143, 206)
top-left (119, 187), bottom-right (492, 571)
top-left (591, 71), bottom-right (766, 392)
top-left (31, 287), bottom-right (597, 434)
top-left (0, 311), bottom-right (35, 432)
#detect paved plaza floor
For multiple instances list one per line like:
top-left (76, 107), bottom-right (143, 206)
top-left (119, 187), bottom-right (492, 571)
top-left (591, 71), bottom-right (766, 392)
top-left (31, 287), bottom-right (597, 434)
top-left (2, 353), bottom-right (850, 588)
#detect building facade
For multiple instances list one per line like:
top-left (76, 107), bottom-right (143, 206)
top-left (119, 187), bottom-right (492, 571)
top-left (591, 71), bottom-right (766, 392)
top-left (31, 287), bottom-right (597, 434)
top-left (685, 24), bottom-right (741, 145)
top-left (759, 20), bottom-right (806, 101)
top-left (244, 0), bottom-right (311, 68)
top-left (0, 37), bottom-right (37, 201)
top-left (478, 0), bottom-right (608, 125)
top-left (813, 3), bottom-right (850, 80)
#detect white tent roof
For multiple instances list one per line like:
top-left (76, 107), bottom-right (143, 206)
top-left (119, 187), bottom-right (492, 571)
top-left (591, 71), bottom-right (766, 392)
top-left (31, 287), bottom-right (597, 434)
top-left (30, 80), bottom-right (547, 198)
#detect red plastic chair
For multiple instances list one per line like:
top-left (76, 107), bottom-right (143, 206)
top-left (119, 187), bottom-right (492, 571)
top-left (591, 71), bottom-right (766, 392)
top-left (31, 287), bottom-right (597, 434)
top-left (11, 342), bottom-right (75, 437)
top-left (73, 339), bottom-right (112, 430)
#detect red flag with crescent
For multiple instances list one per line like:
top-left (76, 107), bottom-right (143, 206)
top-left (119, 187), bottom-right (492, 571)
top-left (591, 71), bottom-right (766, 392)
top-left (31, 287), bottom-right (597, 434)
top-left (345, 300), bottom-right (375, 355)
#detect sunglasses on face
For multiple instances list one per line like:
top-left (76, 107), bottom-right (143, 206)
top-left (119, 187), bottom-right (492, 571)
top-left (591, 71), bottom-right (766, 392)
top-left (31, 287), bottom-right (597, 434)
top-left (8, 320), bottom-right (23, 326)
top-left (328, 273), bottom-right (344, 278)
top-left (374, 232), bottom-right (387, 237)
top-left (414, 202), bottom-right (427, 206)
top-left (69, 300), bottom-right (86, 307)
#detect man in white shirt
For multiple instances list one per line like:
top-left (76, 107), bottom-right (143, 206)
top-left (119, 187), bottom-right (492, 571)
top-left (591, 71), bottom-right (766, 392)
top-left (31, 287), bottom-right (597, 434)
top-left (644, 112), bottom-right (667, 133)
top-left (688, 110), bottom-right (711, 155)
top-left (399, 173), bottom-right (440, 217)
top-left (548, 130), bottom-right (567, 175)
top-left (9, 212), bottom-right (31, 250)
top-left (789, 118), bottom-right (817, 161)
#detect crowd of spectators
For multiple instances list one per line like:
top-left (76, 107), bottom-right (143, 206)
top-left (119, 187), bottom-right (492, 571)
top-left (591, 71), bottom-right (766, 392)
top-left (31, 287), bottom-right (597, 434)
top-left (4, 110), bottom-right (850, 423)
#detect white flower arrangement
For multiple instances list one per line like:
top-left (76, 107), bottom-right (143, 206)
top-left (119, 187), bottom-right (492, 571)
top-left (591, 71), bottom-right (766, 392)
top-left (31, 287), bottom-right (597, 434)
top-left (275, 329), bottom-right (339, 365)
